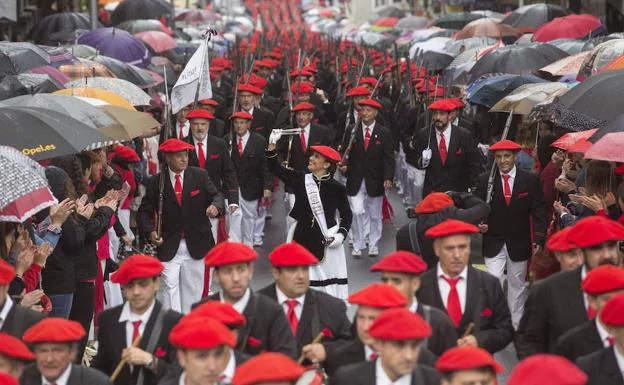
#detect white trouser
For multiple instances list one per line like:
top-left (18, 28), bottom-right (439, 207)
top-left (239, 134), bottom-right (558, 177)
top-left (209, 217), bottom-right (218, 243)
top-left (238, 194), bottom-right (258, 247)
top-left (484, 244), bottom-right (528, 329)
top-left (117, 208), bottom-right (134, 240)
top-left (254, 205), bottom-right (266, 243)
top-left (159, 240), bottom-right (204, 314)
top-left (348, 181), bottom-right (383, 252)
top-left (285, 193), bottom-right (296, 235)
top-left (228, 207), bottom-right (242, 242)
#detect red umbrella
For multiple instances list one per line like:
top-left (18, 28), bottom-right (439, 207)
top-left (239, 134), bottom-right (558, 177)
top-left (532, 14), bottom-right (603, 42)
top-left (585, 132), bottom-right (624, 162)
top-left (135, 31), bottom-right (177, 54)
top-left (373, 17), bottom-right (400, 28)
top-left (550, 128), bottom-right (597, 151)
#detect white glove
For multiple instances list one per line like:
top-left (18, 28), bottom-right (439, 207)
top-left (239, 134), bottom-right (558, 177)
top-left (478, 143), bottom-right (489, 157)
top-left (328, 233), bottom-right (345, 249)
top-left (269, 130), bottom-right (283, 145)
top-left (421, 148), bottom-right (432, 168)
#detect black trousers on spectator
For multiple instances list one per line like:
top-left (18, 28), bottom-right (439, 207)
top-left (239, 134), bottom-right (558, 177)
top-left (69, 281), bottom-right (95, 363)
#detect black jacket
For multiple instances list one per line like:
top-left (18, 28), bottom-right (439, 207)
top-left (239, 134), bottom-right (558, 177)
top-left (408, 124), bottom-right (482, 197)
top-left (21, 364), bottom-right (112, 385)
top-left (137, 166), bottom-right (223, 262)
top-left (329, 360), bottom-right (440, 385)
top-left (417, 265), bottom-right (514, 354)
top-left (0, 301), bottom-right (45, 339)
top-left (229, 132), bottom-right (272, 201)
top-left (258, 284), bottom-right (351, 353)
top-left (73, 207), bottom-right (115, 282)
top-left (186, 135), bottom-right (239, 205)
top-left (195, 291), bottom-right (297, 358)
top-left (267, 150), bottom-right (352, 259)
top-left (476, 168), bottom-right (547, 261)
top-left (416, 303), bottom-right (458, 357)
top-left (275, 123), bottom-right (333, 174)
top-left (576, 347), bottom-right (624, 385)
top-left (91, 301), bottom-right (182, 385)
top-left (342, 121), bottom-right (395, 198)
top-left (555, 319), bottom-right (605, 363)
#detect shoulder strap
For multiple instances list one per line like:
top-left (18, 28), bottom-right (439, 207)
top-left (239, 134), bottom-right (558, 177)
top-left (136, 308), bottom-right (167, 385)
top-left (408, 219), bottom-right (420, 254)
top-left (420, 304), bottom-right (431, 350)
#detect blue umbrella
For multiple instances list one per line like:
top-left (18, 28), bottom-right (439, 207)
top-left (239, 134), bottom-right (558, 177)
top-left (77, 28), bottom-right (151, 68)
top-left (467, 74), bottom-right (547, 108)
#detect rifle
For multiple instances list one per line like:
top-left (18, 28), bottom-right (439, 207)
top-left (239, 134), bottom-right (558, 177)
top-left (404, 51), bottom-right (416, 109)
top-left (156, 65), bottom-right (173, 241)
top-left (285, 55), bottom-right (296, 168)
top-left (486, 109), bottom-right (514, 204)
top-left (391, 43), bottom-right (402, 104)
top-left (354, 51), bottom-right (367, 87)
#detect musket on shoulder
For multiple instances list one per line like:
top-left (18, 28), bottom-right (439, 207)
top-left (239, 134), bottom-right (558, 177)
top-left (486, 109), bottom-right (514, 204)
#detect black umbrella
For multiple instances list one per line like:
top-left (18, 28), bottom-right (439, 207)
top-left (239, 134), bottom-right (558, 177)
top-left (117, 19), bottom-right (169, 35)
top-left (29, 12), bottom-right (94, 45)
top-left (0, 42), bottom-right (51, 77)
top-left (558, 69), bottom-right (624, 122)
top-left (468, 43), bottom-right (568, 81)
top-left (110, 0), bottom-right (173, 25)
top-left (0, 74), bottom-right (64, 101)
top-left (502, 4), bottom-right (569, 32)
top-left (83, 54), bottom-right (155, 88)
top-left (467, 74), bottom-right (547, 108)
top-left (589, 114), bottom-right (624, 143)
top-left (0, 106), bottom-right (114, 160)
top-left (433, 13), bottom-right (484, 30)
top-left (420, 51), bottom-right (455, 72)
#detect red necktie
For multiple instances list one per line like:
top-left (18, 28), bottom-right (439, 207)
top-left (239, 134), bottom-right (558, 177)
top-left (587, 304), bottom-right (596, 320)
top-left (178, 124), bottom-right (185, 140)
top-left (439, 133), bottom-right (448, 165)
top-left (238, 136), bottom-right (243, 155)
top-left (131, 320), bottom-right (142, 342)
top-left (369, 352), bottom-right (378, 360)
top-left (364, 127), bottom-right (371, 151)
top-left (608, 336), bottom-right (616, 346)
top-left (441, 276), bottom-right (462, 327)
top-left (300, 131), bottom-right (307, 152)
top-left (502, 174), bottom-right (512, 205)
top-left (285, 299), bottom-right (299, 336)
top-left (174, 174), bottom-right (182, 204)
top-left (197, 142), bottom-right (206, 168)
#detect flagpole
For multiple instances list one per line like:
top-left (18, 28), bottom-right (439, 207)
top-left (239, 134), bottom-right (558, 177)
top-left (193, 33), bottom-right (211, 109)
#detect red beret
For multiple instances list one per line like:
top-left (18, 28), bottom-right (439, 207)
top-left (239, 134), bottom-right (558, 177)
top-left (428, 99), bottom-right (456, 111)
top-left (449, 98), bottom-right (465, 109)
top-left (582, 265), bottom-right (624, 296)
top-left (601, 292), bottom-right (624, 327)
top-left (292, 102), bottom-right (316, 112)
top-left (23, 318), bottom-right (86, 344)
top-left (368, 307), bottom-right (432, 340)
top-left (303, 65), bottom-right (317, 74)
top-left (289, 69), bottom-right (312, 77)
top-left (254, 60), bottom-right (270, 69)
top-left (370, 251), bottom-right (427, 275)
top-left (204, 242), bottom-right (258, 267)
top-left (489, 139), bottom-right (522, 152)
top-left (359, 77), bottom-right (378, 86)
top-left (269, 242), bottom-right (318, 267)
top-left (346, 86), bottom-right (371, 97)
top-left (199, 99), bottom-right (219, 106)
top-left (190, 300), bottom-right (246, 328)
top-left (230, 111), bottom-right (253, 121)
top-left (0, 258), bottom-right (16, 285)
top-left (546, 227), bottom-right (577, 252)
top-left (232, 352), bottom-right (305, 385)
top-left (436, 346), bottom-right (503, 374)
top-left (415, 192), bottom-right (454, 214)
top-left (159, 138), bottom-right (194, 153)
top-left (310, 145), bottom-right (341, 163)
top-left (110, 254), bottom-right (163, 285)
top-left (358, 99), bottom-right (382, 109)
top-left (0, 332), bottom-right (34, 361)
top-left (237, 83), bottom-right (263, 94)
top-left (568, 215), bottom-right (624, 248)
top-left (211, 65), bottom-right (224, 72)
top-left (169, 316), bottom-right (236, 349)
top-left (508, 354), bottom-right (587, 385)
top-left (429, 87), bottom-right (446, 98)
top-left (186, 109), bottom-right (215, 120)
top-left (291, 82), bottom-right (314, 94)
top-left (212, 57), bottom-right (227, 66)
top-left (0, 372), bottom-right (17, 385)
top-left (425, 219), bottom-right (479, 239)
top-left (113, 145), bottom-right (140, 163)
top-left (615, 164), bottom-right (624, 175)
top-left (248, 75), bottom-right (267, 90)
top-left (348, 283), bottom-right (407, 309)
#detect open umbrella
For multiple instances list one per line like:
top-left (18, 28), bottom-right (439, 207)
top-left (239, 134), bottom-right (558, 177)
top-left (65, 77), bottom-right (151, 105)
top-left (29, 12), bottom-right (92, 44)
top-left (551, 129), bottom-right (597, 151)
top-left (532, 14), bottom-right (605, 42)
top-left (396, 15), bottom-right (428, 30)
top-left (374, 5), bottom-right (406, 19)
top-left (76, 97), bottom-right (159, 140)
top-left (433, 12), bottom-right (484, 30)
top-left (585, 132), bottom-right (624, 162)
top-left (175, 9), bottom-right (220, 24)
top-left (468, 43), bottom-right (568, 81)
top-left (77, 28), bottom-right (151, 68)
top-left (53, 87), bottom-right (135, 110)
top-left (455, 18), bottom-right (519, 40)
top-left (502, 3), bottom-right (569, 32)
top-left (0, 106), bottom-right (114, 160)
top-left (110, 0), bottom-right (173, 25)
top-left (471, 10), bottom-right (504, 20)
top-left (76, 53), bottom-right (156, 88)
top-left (0, 74), bottom-right (64, 101)
top-left (0, 42), bottom-right (51, 77)
top-left (588, 115), bottom-right (624, 143)
top-left (117, 19), bottom-right (173, 35)
top-left (546, 38), bottom-right (594, 55)
top-left (490, 82), bottom-right (569, 114)
top-left (0, 146), bottom-right (57, 222)
top-left (28, 66), bottom-right (72, 84)
top-left (58, 59), bottom-right (118, 80)
top-left (538, 51), bottom-right (592, 77)
top-left (373, 17), bottom-right (400, 28)
top-left (559, 69), bottom-right (624, 121)
top-left (135, 31), bottom-right (177, 54)
top-left (467, 74), bottom-right (547, 108)
top-left (577, 39), bottom-right (624, 80)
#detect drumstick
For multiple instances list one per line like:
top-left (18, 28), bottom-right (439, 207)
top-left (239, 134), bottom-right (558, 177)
top-left (111, 335), bottom-right (142, 380)
top-left (462, 323), bottom-right (474, 338)
top-left (297, 329), bottom-right (333, 364)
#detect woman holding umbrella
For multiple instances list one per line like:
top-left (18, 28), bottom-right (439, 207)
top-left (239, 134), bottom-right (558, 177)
top-left (266, 134), bottom-right (352, 300)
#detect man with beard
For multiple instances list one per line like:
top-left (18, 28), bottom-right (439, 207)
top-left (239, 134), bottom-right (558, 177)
top-left (92, 255), bottom-right (182, 385)
top-left (408, 99), bottom-right (481, 198)
top-left (518, 216), bottom-right (624, 357)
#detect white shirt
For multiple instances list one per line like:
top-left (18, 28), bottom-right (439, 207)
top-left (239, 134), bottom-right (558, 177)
top-left (435, 124), bottom-right (452, 151)
top-left (169, 168), bottom-right (185, 191)
top-left (437, 263), bottom-right (468, 313)
top-left (119, 300), bottom-right (156, 347)
top-left (582, 266), bottom-right (590, 313)
top-left (0, 296), bottom-right (14, 330)
top-left (375, 357), bottom-right (412, 385)
top-left (408, 297), bottom-right (419, 314)
top-left (42, 363), bottom-right (72, 385)
top-left (300, 123), bottom-right (311, 147)
top-left (176, 121), bottom-right (189, 139)
top-left (364, 344), bottom-right (377, 361)
top-left (221, 349), bottom-right (236, 382)
top-left (595, 317), bottom-right (615, 348)
top-left (178, 371), bottom-right (186, 385)
top-left (362, 121), bottom-right (376, 138)
top-left (276, 285), bottom-right (305, 320)
top-left (236, 131), bottom-right (250, 153)
top-left (221, 288), bottom-right (251, 315)
top-left (500, 166), bottom-right (517, 195)
top-left (614, 345), bottom-right (624, 380)
top-left (194, 135), bottom-right (208, 161)
top-left (243, 106), bottom-right (255, 116)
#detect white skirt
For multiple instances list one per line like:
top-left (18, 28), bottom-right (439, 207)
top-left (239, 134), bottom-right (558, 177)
top-left (287, 222), bottom-right (349, 301)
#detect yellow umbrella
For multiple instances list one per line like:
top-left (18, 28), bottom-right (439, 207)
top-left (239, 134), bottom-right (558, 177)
top-left (53, 87), bottom-right (135, 110)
